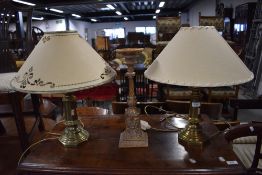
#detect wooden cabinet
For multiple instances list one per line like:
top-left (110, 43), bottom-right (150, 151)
top-left (233, 2), bottom-right (256, 46)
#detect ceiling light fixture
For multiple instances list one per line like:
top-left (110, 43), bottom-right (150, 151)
top-left (12, 0), bottom-right (35, 6)
top-left (106, 4), bottom-right (115, 10)
top-left (45, 7), bottom-right (48, 10)
top-left (153, 16), bottom-right (156, 19)
top-left (91, 18), bottom-right (97, 22)
top-left (155, 9), bottom-right (160, 14)
top-left (50, 8), bottom-right (63, 13)
top-left (124, 17), bottom-right (128, 20)
top-left (12, 14), bottom-right (15, 17)
top-left (115, 11), bottom-right (122, 15)
top-left (72, 14), bottom-right (81, 18)
top-left (159, 1), bottom-right (165, 8)
top-left (32, 17), bottom-right (44, 20)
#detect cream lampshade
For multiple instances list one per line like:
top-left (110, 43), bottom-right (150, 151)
top-left (11, 31), bottom-right (116, 147)
top-left (145, 26), bottom-right (253, 147)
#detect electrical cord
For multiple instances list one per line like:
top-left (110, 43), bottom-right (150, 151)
top-left (143, 105), bottom-right (186, 131)
top-left (18, 119), bottom-right (85, 166)
top-left (143, 105), bottom-right (233, 136)
top-left (18, 137), bottom-right (59, 166)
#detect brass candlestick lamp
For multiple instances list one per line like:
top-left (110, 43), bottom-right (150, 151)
top-left (11, 31), bottom-right (116, 147)
top-left (178, 87), bottom-right (204, 147)
top-left (58, 94), bottom-right (89, 146)
top-left (145, 26), bottom-right (253, 148)
top-left (117, 48), bottom-right (148, 148)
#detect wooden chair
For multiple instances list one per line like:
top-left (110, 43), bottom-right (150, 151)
top-left (165, 100), bottom-right (223, 120)
top-left (161, 85), bottom-right (193, 101)
top-left (199, 12), bottom-right (224, 31)
top-left (76, 106), bottom-right (108, 116)
top-left (224, 122), bottom-right (262, 174)
top-left (205, 86), bottom-right (239, 103)
top-left (156, 16), bottom-right (181, 42)
top-left (111, 101), bottom-right (166, 115)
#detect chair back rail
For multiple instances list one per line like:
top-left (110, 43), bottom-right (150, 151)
top-left (224, 122), bottom-right (262, 174)
top-left (230, 99), bottom-right (262, 120)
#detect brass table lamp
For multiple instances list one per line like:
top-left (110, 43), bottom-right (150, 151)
top-left (145, 26), bottom-right (253, 148)
top-left (11, 31), bottom-right (116, 147)
top-left (117, 48), bottom-right (148, 148)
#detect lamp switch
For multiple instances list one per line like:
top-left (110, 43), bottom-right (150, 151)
top-left (218, 156), bottom-right (225, 162)
top-left (140, 120), bottom-right (151, 130)
top-left (189, 158), bottom-right (197, 164)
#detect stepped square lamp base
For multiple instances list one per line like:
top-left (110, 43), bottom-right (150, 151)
top-left (119, 107), bottom-right (148, 148)
top-left (119, 131), bottom-right (148, 148)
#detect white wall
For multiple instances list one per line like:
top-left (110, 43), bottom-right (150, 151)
top-left (9, 18), bottom-right (67, 34)
top-left (33, 19), bottom-right (66, 32)
top-left (89, 20), bottom-right (156, 39)
top-left (69, 19), bottom-right (90, 39)
top-left (180, 12), bottom-right (189, 24)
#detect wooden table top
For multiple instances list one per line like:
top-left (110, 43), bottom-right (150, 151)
top-left (18, 115), bottom-right (245, 175)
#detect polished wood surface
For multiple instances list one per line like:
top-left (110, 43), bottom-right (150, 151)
top-left (76, 106), bottom-right (108, 116)
top-left (18, 115), bottom-right (245, 175)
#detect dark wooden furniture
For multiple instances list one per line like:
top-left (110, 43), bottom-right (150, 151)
top-left (205, 86), bottom-right (239, 103)
top-left (224, 122), bottom-right (262, 174)
top-left (76, 106), bottom-right (108, 116)
top-left (229, 99), bottom-right (262, 120)
top-left (165, 100), bottom-right (223, 120)
top-left (18, 115), bottom-right (245, 175)
top-left (233, 2), bottom-right (256, 47)
top-left (0, 92), bottom-right (45, 151)
top-left (112, 101), bottom-right (166, 114)
top-left (154, 17), bottom-right (181, 60)
top-left (156, 17), bottom-right (180, 42)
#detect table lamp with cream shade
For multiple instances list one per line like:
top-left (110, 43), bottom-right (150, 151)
top-left (11, 31), bottom-right (116, 147)
top-left (145, 26), bottom-right (253, 148)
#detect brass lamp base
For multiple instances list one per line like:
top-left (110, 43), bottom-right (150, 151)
top-left (58, 121), bottom-right (89, 147)
top-left (178, 123), bottom-right (205, 148)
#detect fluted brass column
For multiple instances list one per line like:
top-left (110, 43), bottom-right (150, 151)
top-left (178, 88), bottom-right (205, 148)
top-left (58, 94), bottom-right (89, 147)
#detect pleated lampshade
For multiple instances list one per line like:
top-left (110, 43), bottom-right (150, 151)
top-left (145, 26), bottom-right (253, 87)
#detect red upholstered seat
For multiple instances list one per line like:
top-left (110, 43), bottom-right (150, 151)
top-left (74, 82), bottom-right (118, 101)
